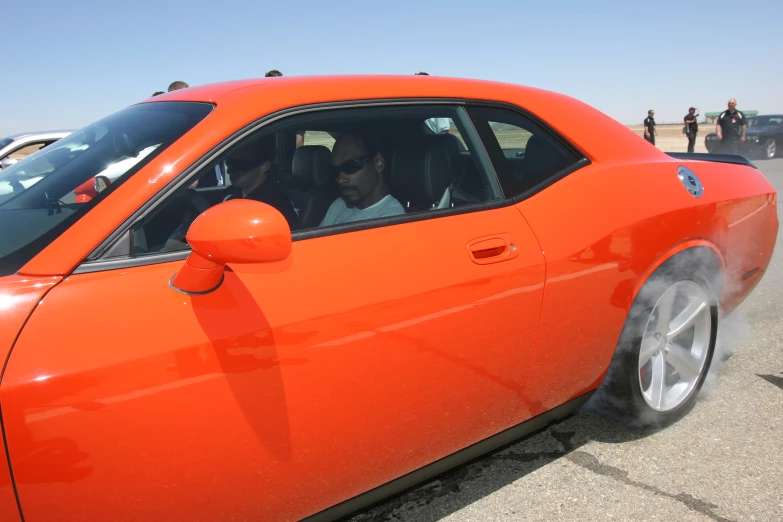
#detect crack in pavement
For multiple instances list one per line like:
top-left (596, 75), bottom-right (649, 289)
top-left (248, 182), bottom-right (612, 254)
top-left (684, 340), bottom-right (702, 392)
top-left (552, 430), bottom-right (737, 522)
top-left (350, 426), bottom-right (738, 522)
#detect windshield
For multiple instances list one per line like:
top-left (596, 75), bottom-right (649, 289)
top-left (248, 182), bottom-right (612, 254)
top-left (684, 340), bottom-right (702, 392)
top-left (748, 116), bottom-right (782, 128)
top-left (0, 101), bottom-right (213, 276)
top-left (0, 137), bottom-right (14, 150)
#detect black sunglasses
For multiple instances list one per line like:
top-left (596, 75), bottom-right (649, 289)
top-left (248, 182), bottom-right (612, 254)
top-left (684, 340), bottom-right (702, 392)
top-left (328, 153), bottom-right (375, 177)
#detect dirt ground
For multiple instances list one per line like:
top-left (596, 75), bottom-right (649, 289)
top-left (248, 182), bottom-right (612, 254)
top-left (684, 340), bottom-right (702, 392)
top-left (302, 124), bottom-right (709, 154)
top-left (627, 123), bottom-right (710, 153)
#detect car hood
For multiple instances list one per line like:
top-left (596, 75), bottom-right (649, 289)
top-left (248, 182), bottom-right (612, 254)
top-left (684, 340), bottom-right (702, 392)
top-left (0, 275), bottom-right (61, 376)
top-left (747, 127), bottom-right (779, 137)
top-left (705, 128), bottom-right (778, 138)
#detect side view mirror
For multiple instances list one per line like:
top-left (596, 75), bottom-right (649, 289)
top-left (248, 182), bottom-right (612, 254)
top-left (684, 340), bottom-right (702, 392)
top-left (74, 175), bottom-right (112, 203)
top-left (94, 174), bottom-right (111, 193)
top-left (0, 157), bottom-right (17, 169)
top-left (170, 199), bottom-right (292, 294)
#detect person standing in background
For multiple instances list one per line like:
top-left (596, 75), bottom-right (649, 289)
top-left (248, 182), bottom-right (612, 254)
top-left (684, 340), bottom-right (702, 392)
top-left (684, 107), bottom-right (699, 153)
top-left (716, 98), bottom-right (747, 155)
top-left (643, 110), bottom-right (657, 146)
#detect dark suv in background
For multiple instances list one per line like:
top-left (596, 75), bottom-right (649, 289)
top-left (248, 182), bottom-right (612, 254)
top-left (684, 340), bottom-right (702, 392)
top-left (705, 114), bottom-right (782, 159)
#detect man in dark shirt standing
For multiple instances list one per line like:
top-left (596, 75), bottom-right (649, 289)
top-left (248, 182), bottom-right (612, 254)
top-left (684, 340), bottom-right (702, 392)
top-left (643, 110), bottom-right (657, 145)
top-left (684, 107), bottom-right (699, 153)
top-left (716, 98), bottom-right (747, 155)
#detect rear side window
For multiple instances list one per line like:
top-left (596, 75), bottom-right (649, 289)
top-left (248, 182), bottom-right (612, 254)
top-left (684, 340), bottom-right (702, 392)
top-left (467, 106), bottom-right (583, 199)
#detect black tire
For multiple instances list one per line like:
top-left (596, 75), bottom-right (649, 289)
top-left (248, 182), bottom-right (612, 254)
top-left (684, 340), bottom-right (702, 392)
top-left (595, 249), bottom-right (720, 429)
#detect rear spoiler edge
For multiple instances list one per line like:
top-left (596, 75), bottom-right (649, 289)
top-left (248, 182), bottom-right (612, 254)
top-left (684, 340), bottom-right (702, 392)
top-left (666, 152), bottom-right (758, 170)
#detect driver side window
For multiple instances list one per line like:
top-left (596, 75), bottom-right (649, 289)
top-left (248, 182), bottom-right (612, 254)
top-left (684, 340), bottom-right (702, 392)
top-left (129, 104), bottom-right (504, 257)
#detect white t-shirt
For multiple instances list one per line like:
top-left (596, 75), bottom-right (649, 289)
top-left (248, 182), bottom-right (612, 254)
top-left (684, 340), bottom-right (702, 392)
top-left (320, 194), bottom-right (406, 227)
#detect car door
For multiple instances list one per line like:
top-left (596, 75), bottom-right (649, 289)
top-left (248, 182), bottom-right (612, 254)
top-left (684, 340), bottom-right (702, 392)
top-left (465, 105), bottom-right (600, 422)
top-left (0, 103), bottom-right (546, 521)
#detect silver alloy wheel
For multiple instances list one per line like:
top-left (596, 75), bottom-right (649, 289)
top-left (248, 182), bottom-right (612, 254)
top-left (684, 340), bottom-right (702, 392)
top-left (765, 139), bottom-right (776, 159)
top-left (638, 280), bottom-right (712, 412)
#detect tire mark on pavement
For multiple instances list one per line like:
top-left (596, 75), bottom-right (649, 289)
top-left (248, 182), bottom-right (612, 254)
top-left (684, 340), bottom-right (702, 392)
top-left (553, 430), bottom-right (737, 522)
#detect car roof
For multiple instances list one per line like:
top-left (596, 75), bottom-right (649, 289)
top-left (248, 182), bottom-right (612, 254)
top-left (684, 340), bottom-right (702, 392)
top-left (140, 75), bottom-right (660, 167)
top-left (5, 130), bottom-right (74, 140)
top-left (142, 75), bottom-right (553, 105)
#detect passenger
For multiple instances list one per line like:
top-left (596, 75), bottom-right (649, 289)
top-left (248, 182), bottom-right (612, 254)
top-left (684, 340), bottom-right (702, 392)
top-left (163, 136), bottom-right (299, 251)
top-left (320, 133), bottom-right (405, 227)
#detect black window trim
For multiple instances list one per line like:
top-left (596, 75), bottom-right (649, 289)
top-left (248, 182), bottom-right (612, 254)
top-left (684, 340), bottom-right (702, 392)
top-left (74, 97), bottom-right (587, 275)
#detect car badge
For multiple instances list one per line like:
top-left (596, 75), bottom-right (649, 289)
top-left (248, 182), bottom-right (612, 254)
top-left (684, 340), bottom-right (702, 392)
top-left (677, 166), bottom-right (703, 198)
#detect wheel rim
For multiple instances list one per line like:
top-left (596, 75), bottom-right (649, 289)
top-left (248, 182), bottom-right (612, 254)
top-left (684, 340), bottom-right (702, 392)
top-left (766, 139), bottom-right (776, 158)
top-left (638, 280), bottom-right (712, 412)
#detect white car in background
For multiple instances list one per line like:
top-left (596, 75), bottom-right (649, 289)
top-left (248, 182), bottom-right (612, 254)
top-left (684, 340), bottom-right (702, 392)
top-left (0, 130), bottom-right (73, 169)
top-left (0, 138), bottom-right (159, 201)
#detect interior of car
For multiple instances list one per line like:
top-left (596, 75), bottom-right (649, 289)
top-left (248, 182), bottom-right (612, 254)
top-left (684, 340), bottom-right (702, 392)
top-left (133, 106), bottom-right (503, 254)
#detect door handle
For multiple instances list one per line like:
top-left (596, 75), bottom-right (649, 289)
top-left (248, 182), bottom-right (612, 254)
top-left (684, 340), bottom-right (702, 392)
top-left (467, 234), bottom-right (520, 265)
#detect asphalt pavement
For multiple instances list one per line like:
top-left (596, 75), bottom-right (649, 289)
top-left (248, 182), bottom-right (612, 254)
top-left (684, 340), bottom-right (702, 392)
top-left (348, 158), bottom-right (783, 522)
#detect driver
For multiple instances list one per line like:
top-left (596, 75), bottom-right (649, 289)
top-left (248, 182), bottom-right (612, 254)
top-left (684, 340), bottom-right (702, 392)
top-left (163, 135), bottom-right (299, 251)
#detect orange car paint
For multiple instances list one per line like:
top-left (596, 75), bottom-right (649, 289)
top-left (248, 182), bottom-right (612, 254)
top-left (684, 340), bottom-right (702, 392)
top-left (0, 76), bottom-right (776, 521)
top-left (2, 205), bottom-right (545, 521)
top-left (512, 159), bottom-right (775, 418)
top-left (0, 275), bottom-right (61, 522)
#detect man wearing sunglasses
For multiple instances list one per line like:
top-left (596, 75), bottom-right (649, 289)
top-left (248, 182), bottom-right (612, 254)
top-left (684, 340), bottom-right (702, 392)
top-left (319, 133), bottom-right (405, 227)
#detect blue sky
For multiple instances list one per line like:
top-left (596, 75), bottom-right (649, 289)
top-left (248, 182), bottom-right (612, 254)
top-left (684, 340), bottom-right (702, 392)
top-left (2, 0), bottom-right (780, 136)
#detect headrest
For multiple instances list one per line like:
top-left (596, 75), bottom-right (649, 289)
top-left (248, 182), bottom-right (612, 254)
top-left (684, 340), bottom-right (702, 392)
top-left (523, 135), bottom-right (570, 183)
top-left (391, 144), bottom-right (452, 208)
top-left (292, 145), bottom-right (332, 189)
top-left (424, 133), bottom-right (465, 157)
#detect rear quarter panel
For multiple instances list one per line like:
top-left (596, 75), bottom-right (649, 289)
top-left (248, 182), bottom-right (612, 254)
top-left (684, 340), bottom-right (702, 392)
top-left (513, 157), bottom-right (776, 419)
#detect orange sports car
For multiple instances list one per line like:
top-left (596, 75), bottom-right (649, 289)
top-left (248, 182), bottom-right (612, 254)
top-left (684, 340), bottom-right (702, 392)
top-left (0, 76), bottom-right (777, 522)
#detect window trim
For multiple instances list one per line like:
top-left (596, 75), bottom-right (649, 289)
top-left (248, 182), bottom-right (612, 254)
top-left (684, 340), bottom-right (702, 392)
top-left (77, 96), bottom-right (588, 274)
top-left (73, 198), bottom-right (513, 274)
top-left (87, 98), bottom-right (476, 262)
top-left (82, 99), bottom-right (505, 269)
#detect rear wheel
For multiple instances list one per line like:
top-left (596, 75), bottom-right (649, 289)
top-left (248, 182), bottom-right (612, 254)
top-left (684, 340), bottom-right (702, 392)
top-left (597, 250), bottom-right (719, 428)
